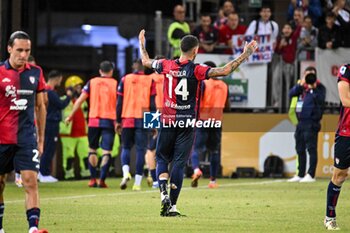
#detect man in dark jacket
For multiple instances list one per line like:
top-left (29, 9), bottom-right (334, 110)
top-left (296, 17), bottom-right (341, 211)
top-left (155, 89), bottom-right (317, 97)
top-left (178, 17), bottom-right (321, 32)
top-left (39, 70), bottom-right (72, 182)
top-left (288, 66), bottom-right (326, 183)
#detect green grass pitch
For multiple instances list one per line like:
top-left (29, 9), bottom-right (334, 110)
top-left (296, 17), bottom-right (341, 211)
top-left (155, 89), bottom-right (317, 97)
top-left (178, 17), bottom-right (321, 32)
top-left (3, 178), bottom-right (350, 232)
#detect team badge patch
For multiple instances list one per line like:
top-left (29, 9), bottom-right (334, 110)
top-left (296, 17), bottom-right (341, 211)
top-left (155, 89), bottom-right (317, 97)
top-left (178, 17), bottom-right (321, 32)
top-left (29, 76), bottom-right (35, 84)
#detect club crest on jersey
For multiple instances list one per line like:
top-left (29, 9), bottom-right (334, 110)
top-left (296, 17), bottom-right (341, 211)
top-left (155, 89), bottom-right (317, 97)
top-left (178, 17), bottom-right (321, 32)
top-left (29, 76), bottom-right (35, 84)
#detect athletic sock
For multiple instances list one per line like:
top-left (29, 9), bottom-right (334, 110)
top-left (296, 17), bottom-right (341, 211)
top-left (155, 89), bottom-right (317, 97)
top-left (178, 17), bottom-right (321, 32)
top-left (26, 208), bottom-right (40, 229)
top-left (0, 203), bottom-right (4, 229)
top-left (150, 169), bottom-right (157, 182)
top-left (326, 181), bottom-right (341, 217)
top-left (100, 154), bottom-right (112, 181)
top-left (169, 165), bottom-right (184, 206)
top-left (210, 151), bottom-right (220, 180)
top-left (158, 177), bottom-right (168, 196)
top-left (121, 148), bottom-right (130, 167)
top-left (122, 165), bottom-right (130, 178)
top-left (191, 150), bottom-right (200, 170)
top-left (134, 174), bottom-right (143, 186)
top-left (88, 152), bottom-right (97, 178)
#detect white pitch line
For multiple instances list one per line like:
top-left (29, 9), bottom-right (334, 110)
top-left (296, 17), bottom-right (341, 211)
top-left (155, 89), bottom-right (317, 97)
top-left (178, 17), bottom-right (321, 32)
top-left (6, 179), bottom-right (284, 204)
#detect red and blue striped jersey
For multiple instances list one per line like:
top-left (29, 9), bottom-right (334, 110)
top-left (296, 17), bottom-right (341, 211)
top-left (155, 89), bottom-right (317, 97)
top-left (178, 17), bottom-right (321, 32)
top-left (337, 64), bottom-right (350, 136)
top-left (0, 60), bottom-right (46, 144)
top-left (153, 59), bottom-right (210, 122)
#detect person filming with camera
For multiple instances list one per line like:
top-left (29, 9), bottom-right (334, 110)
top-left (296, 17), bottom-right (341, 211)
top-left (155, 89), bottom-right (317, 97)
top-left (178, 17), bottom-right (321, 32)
top-left (288, 66), bottom-right (326, 183)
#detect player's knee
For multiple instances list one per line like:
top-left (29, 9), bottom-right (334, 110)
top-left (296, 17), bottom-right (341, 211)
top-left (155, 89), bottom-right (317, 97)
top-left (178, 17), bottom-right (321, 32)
top-left (332, 171), bottom-right (348, 186)
top-left (101, 154), bottom-right (111, 166)
top-left (88, 152), bottom-right (98, 167)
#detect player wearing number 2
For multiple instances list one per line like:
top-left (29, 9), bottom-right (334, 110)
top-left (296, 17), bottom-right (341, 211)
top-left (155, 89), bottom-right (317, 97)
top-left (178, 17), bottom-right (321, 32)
top-left (138, 29), bottom-right (258, 216)
top-left (0, 31), bottom-right (48, 233)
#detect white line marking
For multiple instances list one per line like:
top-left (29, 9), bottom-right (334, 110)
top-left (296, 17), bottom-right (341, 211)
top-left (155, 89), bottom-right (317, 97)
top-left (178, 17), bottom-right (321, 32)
top-left (6, 179), bottom-right (284, 204)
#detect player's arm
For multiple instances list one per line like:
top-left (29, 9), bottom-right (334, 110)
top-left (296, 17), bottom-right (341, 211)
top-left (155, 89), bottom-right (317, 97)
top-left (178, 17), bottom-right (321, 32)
top-left (139, 29), bottom-right (154, 68)
top-left (35, 92), bottom-right (47, 155)
top-left (338, 81), bottom-right (350, 107)
top-left (65, 92), bottom-right (88, 124)
top-left (207, 40), bottom-right (258, 78)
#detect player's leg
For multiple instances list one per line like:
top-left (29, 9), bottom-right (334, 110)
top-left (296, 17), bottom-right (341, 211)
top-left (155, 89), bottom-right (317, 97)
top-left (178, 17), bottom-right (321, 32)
top-left (146, 131), bottom-right (158, 188)
top-left (191, 127), bottom-right (207, 188)
top-left (120, 128), bottom-right (134, 189)
top-left (168, 127), bottom-right (194, 216)
top-left (39, 124), bottom-right (59, 182)
top-left (324, 135), bottom-right (350, 230)
top-left (132, 128), bottom-right (147, 191)
top-left (76, 136), bottom-right (90, 178)
top-left (98, 128), bottom-right (115, 188)
top-left (301, 124), bottom-right (319, 182)
top-left (60, 136), bottom-right (76, 179)
top-left (288, 125), bottom-right (306, 182)
top-left (16, 144), bottom-right (48, 233)
top-left (0, 145), bottom-right (15, 232)
top-left (207, 127), bottom-right (222, 188)
top-left (87, 127), bottom-right (101, 187)
top-left (156, 128), bottom-right (175, 216)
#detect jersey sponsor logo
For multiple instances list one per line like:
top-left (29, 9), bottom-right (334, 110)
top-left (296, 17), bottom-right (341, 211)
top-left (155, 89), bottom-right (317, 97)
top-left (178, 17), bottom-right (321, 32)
top-left (10, 98), bottom-right (28, 110)
top-left (164, 100), bottom-right (190, 110)
top-left (5, 85), bottom-right (16, 97)
top-left (29, 76), bottom-right (35, 84)
top-left (169, 70), bottom-right (187, 77)
top-left (2, 77), bottom-right (10, 83)
top-left (17, 89), bottom-right (34, 95)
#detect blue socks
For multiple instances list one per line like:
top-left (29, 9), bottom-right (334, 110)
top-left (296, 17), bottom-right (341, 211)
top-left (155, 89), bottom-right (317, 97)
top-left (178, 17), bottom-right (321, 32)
top-left (136, 149), bottom-right (145, 176)
top-left (121, 148), bottom-right (130, 166)
top-left (100, 154), bottom-right (112, 181)
top-left (191, 150), bottom-right (200, 170)
top-left (26, 208), bottom-right (40, 229)
top-left (150, 169), bottom-right (157, 182)
top-left (169, 165), bottom-right (184, 206)
top-left (326, 181), bottom-right (341, 217)
top-left (88, 152), bottom-right (97, 178)
top-left (210, 151), bottom-right (220, 181)
top-left (0, 203), bottom-right (4, 229)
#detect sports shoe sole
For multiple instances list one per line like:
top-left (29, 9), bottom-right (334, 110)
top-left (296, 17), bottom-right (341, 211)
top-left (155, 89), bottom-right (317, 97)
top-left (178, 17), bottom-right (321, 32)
top-left (160, 197), bottom-right (171, 217)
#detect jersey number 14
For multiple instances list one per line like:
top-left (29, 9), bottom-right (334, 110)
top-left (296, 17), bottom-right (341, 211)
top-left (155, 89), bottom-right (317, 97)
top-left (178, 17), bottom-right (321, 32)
top-left (166, 74), bottom-right (189, 101)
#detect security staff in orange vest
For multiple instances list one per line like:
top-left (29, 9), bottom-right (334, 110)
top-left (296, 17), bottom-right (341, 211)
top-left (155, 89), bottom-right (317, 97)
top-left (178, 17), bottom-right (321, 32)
top-left (116, 59), bottom-right (156, 191)
top-left (65, 61), bottom-right (118, 188)
top-left (191, 61), bottom-right (229, 189)
top-left (145, 71), bottom-right (164, 188)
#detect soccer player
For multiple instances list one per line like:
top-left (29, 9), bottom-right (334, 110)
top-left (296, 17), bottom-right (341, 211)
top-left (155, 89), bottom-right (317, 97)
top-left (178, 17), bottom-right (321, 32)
top-left (0, 31), bottom-right (48, 233)
top-left (65, 61), bottom-right (117, 188)
top-left (324, 63), bottom-right (350, 230)
top-left (117, 59), bottom-right (156, 191)
top-left (138, 29), bottom-right (258, 216)
top-left (191, 61), bottom-right (229, 189)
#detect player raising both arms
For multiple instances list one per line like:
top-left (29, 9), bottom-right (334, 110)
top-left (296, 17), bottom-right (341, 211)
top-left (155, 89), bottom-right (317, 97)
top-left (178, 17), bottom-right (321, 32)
top-left (138, 29), bottom-right (258, 216)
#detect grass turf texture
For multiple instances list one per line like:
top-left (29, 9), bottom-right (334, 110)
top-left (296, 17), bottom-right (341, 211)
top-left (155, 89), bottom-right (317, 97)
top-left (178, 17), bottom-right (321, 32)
top-left (3, 178), bottom-right (349, 232)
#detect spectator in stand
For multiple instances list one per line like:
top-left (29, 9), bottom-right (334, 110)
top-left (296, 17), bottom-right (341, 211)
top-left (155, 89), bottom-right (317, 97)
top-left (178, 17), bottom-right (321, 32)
top-left (192, 13), bottom-right (219, 54)
top-left (167, 5), bottom-right (190, 58)
top-left (218, 12), bottom-right (247, 54)
top-left (287, 0), bottom-right (323, 26)
top-left (332, 0), bottom-right (350, 47)
top-left (245, 5), bottom-right (279, 45)
top-left (297, 15), bottom-right (318, 60)
top-left (290, 7), bottom-right (305, 30)
top-left (318, 11), bottom-right (342, 49)
top-left (272, 23), bottom-right (302, 110)
top-left (214, 0), bottom-right (235, 29)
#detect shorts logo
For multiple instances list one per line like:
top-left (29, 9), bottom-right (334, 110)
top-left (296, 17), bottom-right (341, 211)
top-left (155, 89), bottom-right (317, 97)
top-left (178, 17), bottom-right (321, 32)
top-left (335, 158), bottom-right (340, 165)
top-left (143, 110), bottom-right (161, 129)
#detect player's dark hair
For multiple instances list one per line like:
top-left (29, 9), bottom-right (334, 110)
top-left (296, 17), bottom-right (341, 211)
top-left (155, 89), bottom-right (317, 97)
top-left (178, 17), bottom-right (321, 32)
top-left (48, 70), bottom-right (63, 80)
top-left (180, 35), bottom-right (199, 53)
top-left (204, 61), bottom-right (216, 68)
top-left (305, 66), bottom-right (317, 75)
top-left (326, 11), bottom-right (336, 19)
top-left (99, 60), bottom-right (115, 73)
top-left (8, 31), bottom-right (30, 47)
top-left (200, 12), bottom-right (211, 18)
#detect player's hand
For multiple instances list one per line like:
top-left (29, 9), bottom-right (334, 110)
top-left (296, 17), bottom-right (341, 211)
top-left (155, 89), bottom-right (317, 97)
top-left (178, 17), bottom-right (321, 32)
top-left (139, 29), bottom-right (146, 46)
top-left (64, 116), bottom-right (72, 125)
top-left (115, 123), bottom-right (122, 135)
top-left (243, 40), bottom-right (258, 57)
